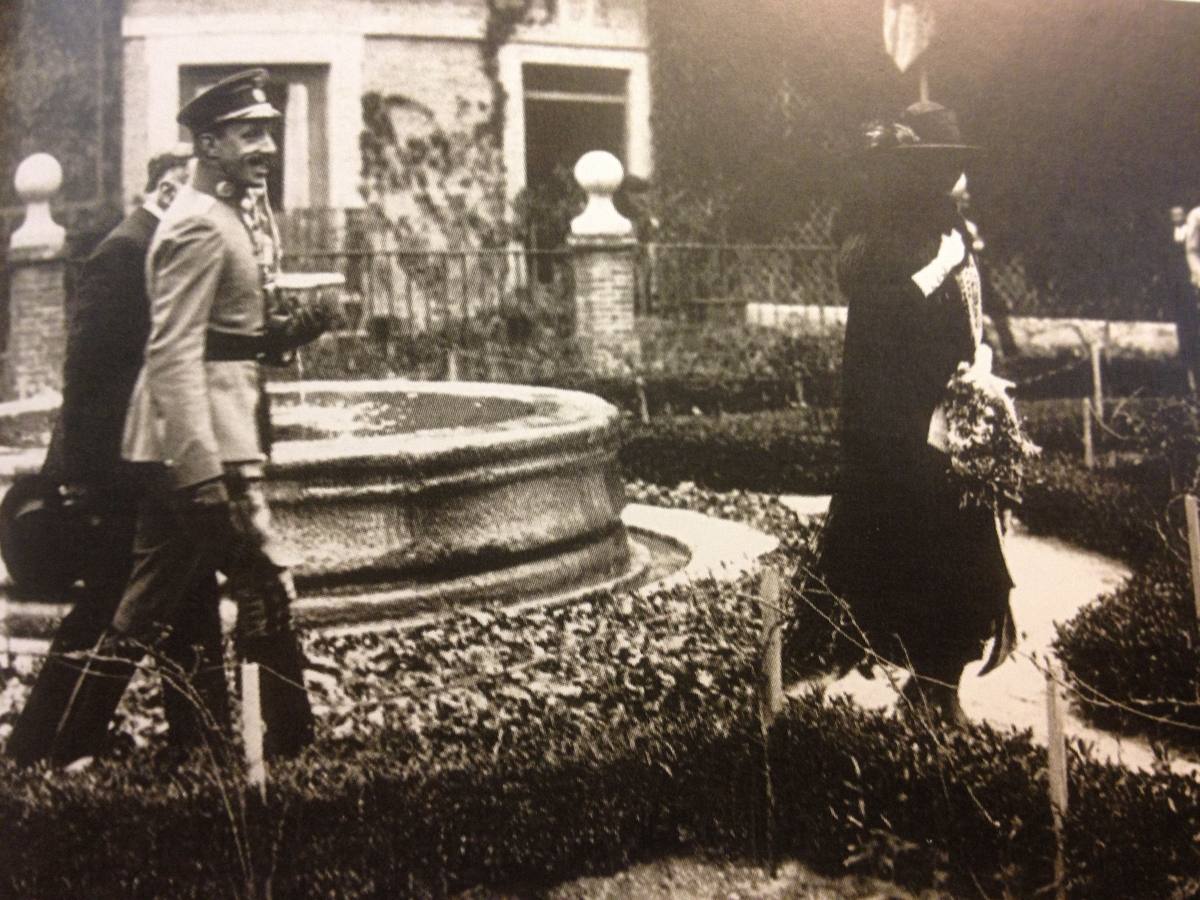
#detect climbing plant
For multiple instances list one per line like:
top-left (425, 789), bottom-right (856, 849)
top-left (360, 92), bottom-right (508, 250)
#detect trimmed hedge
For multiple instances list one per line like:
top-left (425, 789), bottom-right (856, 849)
top-left (1053, 560), bottom-right (1200, 744)
top-left (4, 669), bottom-right (1199, 897)
top-left (276, 321), bottom-right (844, 416)
top-left (1002, 352), bottom-right (1191, 401)
top-left (1017, 454), bottom-right (1169, 565)
top-left (619, 408), bottom-right (840, 494)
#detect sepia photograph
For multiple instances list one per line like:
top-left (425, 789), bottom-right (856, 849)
top-left (1, 0), bottom-right (1199, 896)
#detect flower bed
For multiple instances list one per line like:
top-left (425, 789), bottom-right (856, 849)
top-left (2, 484), bottom-right (1200, 897)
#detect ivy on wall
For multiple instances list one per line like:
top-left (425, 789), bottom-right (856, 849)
top-left (479, 0), bottom-right (539, 143)
top-left (360, 0), bottom-right (562, 251)
top-left (361, 92), bottom-right (508, 250)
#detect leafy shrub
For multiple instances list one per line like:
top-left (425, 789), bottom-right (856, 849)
top-left (620, 409), bottom-right (840, 494)
top-left (1053, 560), bottom-right (1200, 743)
top-left (1018, 454), bottom-right (1171, 565)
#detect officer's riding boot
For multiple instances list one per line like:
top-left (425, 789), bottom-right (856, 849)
top-left (235, 572), bottom-right (313, 760)
top-left (157, 574), bottom-right (232, 755)
top-left (240, 632), bottom-right (314, 759)
top-left (158, 638), bottom-right (233, 756)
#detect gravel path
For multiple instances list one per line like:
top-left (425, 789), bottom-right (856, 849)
top-left (779, 496), bottom-right (1199, 778)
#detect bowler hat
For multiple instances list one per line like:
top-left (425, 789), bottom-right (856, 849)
top-left (177, 68), bottom-right (281, 134)
top-left (0, 473), bottom-right (88, 596)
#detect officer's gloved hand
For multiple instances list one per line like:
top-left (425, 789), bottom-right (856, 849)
top-left (259, 298), bottom-right (337, 366)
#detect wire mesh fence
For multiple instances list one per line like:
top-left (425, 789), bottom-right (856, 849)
top-left (637, 242), bottom-right (842, 317)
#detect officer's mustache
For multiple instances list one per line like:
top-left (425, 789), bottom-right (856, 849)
top-left (242, 152), bottom-right (274, 168)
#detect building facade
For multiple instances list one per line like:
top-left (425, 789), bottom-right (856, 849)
top-left (121, 0), bottom-right (652, 228)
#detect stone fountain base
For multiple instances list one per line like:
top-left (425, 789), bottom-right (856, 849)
top-left (0, 380), bottom-right (777, 642)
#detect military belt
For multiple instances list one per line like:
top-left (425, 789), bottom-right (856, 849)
top-left (205, 330), bottom-right (263, 362)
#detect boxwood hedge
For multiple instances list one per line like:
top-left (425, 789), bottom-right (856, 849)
top-left (2, 481), bottom-right (1198, 897)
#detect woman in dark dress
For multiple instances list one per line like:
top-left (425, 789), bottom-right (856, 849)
top-left (805, 102), bottom-right (1015, 722)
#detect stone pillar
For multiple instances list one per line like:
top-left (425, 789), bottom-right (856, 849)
top-left (6, 153), bottom-right (67, 400)
top-left (569, 150), bottom-right (639, 373)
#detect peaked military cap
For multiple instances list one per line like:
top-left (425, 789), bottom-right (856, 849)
top-left (177, 68), bottom-right (281, 133)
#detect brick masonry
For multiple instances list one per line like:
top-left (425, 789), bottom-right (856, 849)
top-left (570, 235), bottom-right (639, 372)
top-left (5, 250), bottom-right (65, 399)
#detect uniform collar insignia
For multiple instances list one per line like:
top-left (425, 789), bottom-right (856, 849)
top-left (215, 180), bottom-right (236, 199)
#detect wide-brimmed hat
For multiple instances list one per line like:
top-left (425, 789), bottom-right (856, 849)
top-left (177, 68), bottom-right (281, 134)
top-left (864, 101), bottom-right (979, 157)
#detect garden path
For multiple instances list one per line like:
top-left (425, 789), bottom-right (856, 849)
top-left (778, 495), bottom-right (1200, 778)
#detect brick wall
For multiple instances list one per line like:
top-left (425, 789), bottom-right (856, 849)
top-left (364, 37), bottom-right (492, 127)
top-left (571, 238), bottom-right (639, 371)
top-left (4, 253), bottom-right (65, 399)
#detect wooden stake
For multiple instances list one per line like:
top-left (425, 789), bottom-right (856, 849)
top-left (0, 595), bottom-right (8, 670)
top-left (1184, 495), bottom-right (1200, 625)
top-left (1090, 342), bottom-right (1104, 425)
top-left (918, 65), bottom-right (930, 103)
top-left (759, 567), bottom-right (783, 726)
top-left (1045, 666), bottom-right (1069, 900)
top-left (241, 662), bottom-right (268, 802)
top-left (1081, 398), bottom-right (1094, 470)
top-left (635, 376), bottom-right (650, 425)
top-left (446, 348), bottom-right (460, 382)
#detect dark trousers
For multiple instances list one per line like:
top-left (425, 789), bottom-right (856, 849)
top-left (6, 491), bottom-right (230, 767)
top-left (1174, 282), bottom-right (1200, 393)
top-left (51, 471), bottom-right (313, 764)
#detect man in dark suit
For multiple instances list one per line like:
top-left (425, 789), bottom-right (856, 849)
top-left (6, 148), bottom-right (234, 766)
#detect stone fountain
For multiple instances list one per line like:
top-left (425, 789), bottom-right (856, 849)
top-left (0, 151), bottom-right (775, 642)
top-left (265, 378), bottom-right (648, 627)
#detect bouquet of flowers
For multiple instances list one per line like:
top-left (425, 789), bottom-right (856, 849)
top-left (928, 345), bottom-right (1040, 512)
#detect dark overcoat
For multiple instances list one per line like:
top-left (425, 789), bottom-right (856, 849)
top-left (43, 206), bottom-right (159, 485)
top-left (814, 207), bottom-right (1014, 676)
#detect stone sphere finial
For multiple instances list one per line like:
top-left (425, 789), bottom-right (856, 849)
top-left (10, 153), bottom-right (65, 256)
top-left (15, 153), bottom-right (63, 203)
top-left (571, 150), bottom-right (632, 239)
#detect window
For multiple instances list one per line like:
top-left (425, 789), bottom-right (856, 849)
top-left (523, 64), bottom-right (628, 190)
top-left (522, 64), bottom-right (628, 253)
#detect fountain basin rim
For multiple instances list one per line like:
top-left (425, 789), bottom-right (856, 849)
top-left (268, 378), bottom-right (622, 469)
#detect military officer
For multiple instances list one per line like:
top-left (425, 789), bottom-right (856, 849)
top-left (56, 69), bottom-right (316, 762)
top-left (5, 148), bottom-right (236, 767)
